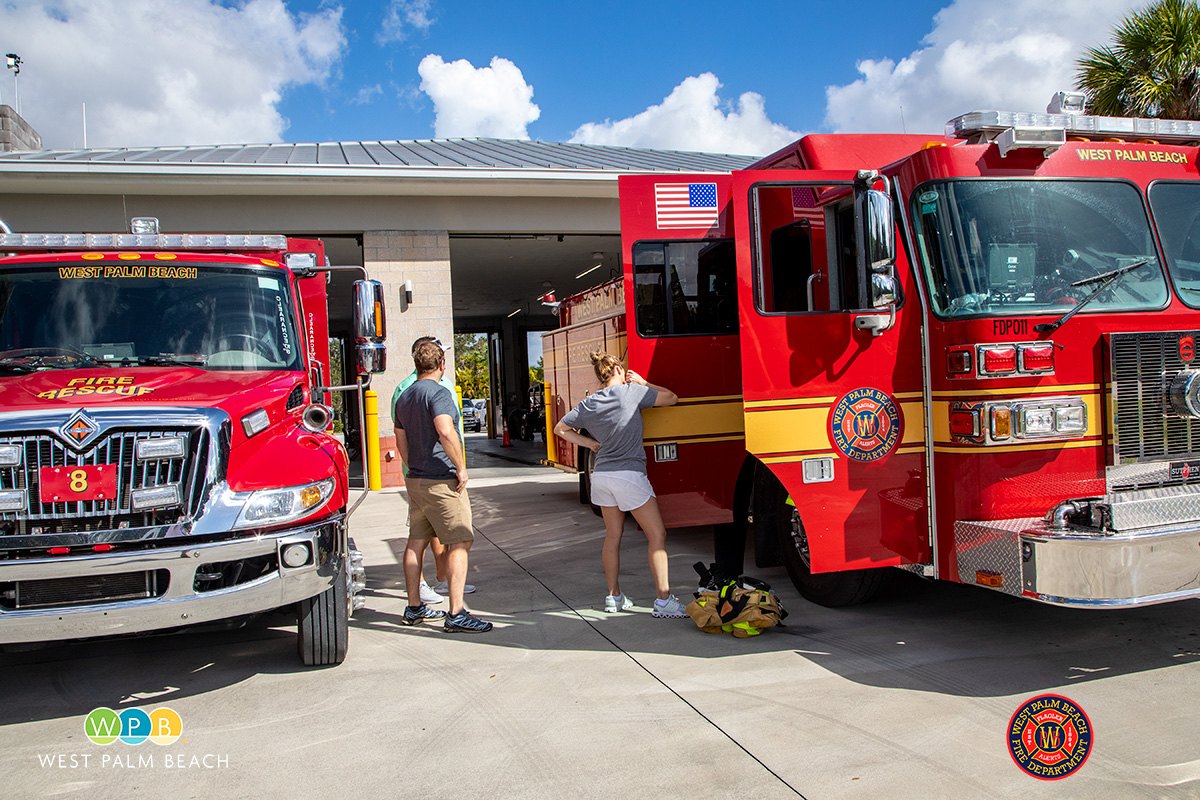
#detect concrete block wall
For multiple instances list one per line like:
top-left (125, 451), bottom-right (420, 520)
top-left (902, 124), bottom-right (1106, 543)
top-left (0, 106), bottom-right (42, 152)
top-left (363, 229), bottom-right (455, 487)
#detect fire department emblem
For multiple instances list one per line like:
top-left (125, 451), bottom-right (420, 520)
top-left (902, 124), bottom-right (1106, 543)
top-left (60, 410), bottom-right (101, 449)
top-left (1008, 694), bottom-right (1092, 780)
top-left (830, 388), bottom-right (901, 462)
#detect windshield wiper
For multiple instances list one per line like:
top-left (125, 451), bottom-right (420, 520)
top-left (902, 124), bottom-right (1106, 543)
top-left (1034, 259), bottom-right (1150, 334)
top-left (123, 355), bottom-right (208, 368)
top-left (0, 358), bottom-right (40, 374)
top-left (0, 349), bottom-right (104, 370)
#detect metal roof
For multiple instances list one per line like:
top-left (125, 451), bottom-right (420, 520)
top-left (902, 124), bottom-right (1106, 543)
top-left (0, 137), bottom-right (757, 173)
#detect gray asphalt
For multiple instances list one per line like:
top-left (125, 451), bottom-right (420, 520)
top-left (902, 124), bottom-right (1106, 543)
top-left (3, 433), bottom-right (1200, 799)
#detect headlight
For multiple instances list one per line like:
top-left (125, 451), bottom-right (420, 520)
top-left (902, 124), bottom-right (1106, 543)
top-left (0, 444), bottom-right (22, 467)
top-left (1012, 399), bottom-right (1088, 439)
top-left (234, 477), bottom-right (335, 529)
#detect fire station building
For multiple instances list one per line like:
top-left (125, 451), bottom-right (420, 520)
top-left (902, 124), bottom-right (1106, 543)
top-left (0, 105), bottom-right (751, 484)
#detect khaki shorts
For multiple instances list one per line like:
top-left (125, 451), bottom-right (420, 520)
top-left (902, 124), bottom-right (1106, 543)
top-left (405, 477), bottom-right (474, 545)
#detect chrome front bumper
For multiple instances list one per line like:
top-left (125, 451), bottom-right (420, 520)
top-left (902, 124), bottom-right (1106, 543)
top-left (0, 518), bottom-right (343, 643)
top-left (957, 485), bottom-right (1200, 607)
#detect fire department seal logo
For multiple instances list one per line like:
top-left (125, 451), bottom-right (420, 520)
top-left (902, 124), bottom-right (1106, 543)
top-left (1008, 694), bottom-right (1093, 780)
top-left (829, 387), bottom-right (901, 462)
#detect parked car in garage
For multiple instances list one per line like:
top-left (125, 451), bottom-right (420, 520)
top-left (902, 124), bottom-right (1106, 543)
top-left (462, 399), bottom-right (483, 432)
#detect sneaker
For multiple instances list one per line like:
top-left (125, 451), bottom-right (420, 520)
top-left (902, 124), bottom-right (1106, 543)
top-left (403, 604), bottom-right (447, 625)
top-left (443, 610), bottom-right (493, 633)
top-left (651, 596), bottom-right (689, 619)
top-left (419, 580), bottom-right (443, 605)
top-left (603, 593), bottom-right (635, 613)
top-left (433, 580), bottom-right (476, 595)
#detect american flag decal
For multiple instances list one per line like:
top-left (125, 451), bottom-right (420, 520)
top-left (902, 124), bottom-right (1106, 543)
top-left (792, 186), bottom-right (816, 218)
top-left (655, 183), bottom-right (719, 229)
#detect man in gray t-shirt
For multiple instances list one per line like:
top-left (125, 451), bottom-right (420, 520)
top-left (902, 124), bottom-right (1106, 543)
top-left (393, 340), bottom-right (491, 633)
top-left (560, 383), bottom-right (657, 474)
top-left (394, 379), bottom-right (461, 479)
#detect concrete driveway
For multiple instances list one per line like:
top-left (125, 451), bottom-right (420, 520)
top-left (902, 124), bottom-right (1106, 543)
top-left (2, 436), bottom-right (1199, 799)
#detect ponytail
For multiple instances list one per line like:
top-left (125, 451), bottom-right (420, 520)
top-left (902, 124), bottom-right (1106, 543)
top-left (590, 352), bottom-right (622, 384)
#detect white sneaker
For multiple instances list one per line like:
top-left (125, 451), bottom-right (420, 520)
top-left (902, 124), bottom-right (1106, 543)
top-left (433, 580), bottom-right (475, 595)
top-left (652, 596), bottom-right (689, 618)
top-left (419, 580), bottom-right (443, 605)
top-left (603, 593), bottom-right (634, 613)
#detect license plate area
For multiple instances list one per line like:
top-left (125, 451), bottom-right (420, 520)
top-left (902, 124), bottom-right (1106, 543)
top-left (39, 464), bottom-right (118, 503)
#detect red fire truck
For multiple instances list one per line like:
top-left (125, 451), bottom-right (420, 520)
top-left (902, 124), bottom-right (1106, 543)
top-left (546, 93), bottom-right (1200, 609)
top-left (0, 218), bottom-right (386, 664)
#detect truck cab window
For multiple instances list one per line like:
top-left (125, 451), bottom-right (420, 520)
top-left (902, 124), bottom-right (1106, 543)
top-left (753, 184), bottom-right (871, 314)
top-left (633, 239), bottom-right (736, 336)
top-left (764, 220), bottom-right (814, 312)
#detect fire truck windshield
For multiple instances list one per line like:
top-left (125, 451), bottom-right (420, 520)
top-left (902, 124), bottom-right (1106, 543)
top-left (0, 263), bottom-right (302, 371)
top-left (1148, 182), bottom-right (1200, 308)
top-left (912, 179), bottom-right (1168, 319)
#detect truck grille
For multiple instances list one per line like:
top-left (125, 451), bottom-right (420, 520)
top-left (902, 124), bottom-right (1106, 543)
top-left (0, 570), bottom-right (169, 609)
top-left (1111, 331), bottom-right (1200, 463)
top-left (0, 428), bottom-right (211, 533)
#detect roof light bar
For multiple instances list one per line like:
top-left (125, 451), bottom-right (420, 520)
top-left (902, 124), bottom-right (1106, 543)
top-left (947, 110), bottom-right (1200, 146)
top-left (0, 233), bottom-right (289, 251)
top-left (995, 126), bottom-right (1066, 157)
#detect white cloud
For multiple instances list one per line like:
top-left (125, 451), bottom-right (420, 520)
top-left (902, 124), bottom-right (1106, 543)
top-left (352, 84), bottom-right (383, 105)
top-left (825, 0), bottom-right (1144, 134)
top-left (377, 0), bottom-right (435, 45)
top-left (1, 0), bottom-right (345, 149)
top-left (570, 74), bottom-right (797, 157)
top-left (417, 55), bottom-right (539, 139)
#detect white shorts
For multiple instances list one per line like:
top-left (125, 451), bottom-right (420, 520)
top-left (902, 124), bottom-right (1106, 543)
top-left (590, 470), bottom-right (656, 512)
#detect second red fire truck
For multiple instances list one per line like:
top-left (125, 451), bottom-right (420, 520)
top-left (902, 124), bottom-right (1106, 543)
top-left (546, 92), bottom-right (1200, 609)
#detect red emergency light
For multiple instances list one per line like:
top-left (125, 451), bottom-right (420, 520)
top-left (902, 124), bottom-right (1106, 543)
top-left (979, 345), bottom-right (1018, 375)
top-left (1019, 343), bottom-right (1055, 373)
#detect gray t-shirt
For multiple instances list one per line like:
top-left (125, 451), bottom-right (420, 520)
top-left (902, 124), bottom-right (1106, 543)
top-left (561, 383), bottom-right (657, 473)
top-left (393, 378), bottom-right (461, 479)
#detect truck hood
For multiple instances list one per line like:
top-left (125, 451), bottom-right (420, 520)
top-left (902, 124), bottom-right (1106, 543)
top-left (0, 367), bottom-right (300, 422)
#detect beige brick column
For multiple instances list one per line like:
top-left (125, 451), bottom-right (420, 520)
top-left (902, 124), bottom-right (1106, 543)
top-left (363, 230), bottom-right (454, 486)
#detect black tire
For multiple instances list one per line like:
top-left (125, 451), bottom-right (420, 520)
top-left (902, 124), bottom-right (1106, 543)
top-left (578, 448), bottom-right (602, 516)
top-left (756, 466), bottom-right (884, 607)
top-left (578, 449), bottom-right (590, 505)
top-left (296, 559), bottom-right (350, 666)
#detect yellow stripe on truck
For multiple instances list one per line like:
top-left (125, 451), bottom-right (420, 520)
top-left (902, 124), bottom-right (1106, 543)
top-left (643, 400), bottom-right (744, 441)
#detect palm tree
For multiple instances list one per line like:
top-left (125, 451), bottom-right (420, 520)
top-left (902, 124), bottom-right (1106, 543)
top-left (1076, 0), bottom-right (1200, 119)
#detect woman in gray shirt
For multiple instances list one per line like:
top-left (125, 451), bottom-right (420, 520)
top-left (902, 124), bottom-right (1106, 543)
top-left (553, 352), bottom-right (687, 618)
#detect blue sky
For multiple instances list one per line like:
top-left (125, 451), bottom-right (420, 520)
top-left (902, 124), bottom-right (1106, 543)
top-left (3, 0), bottom-right (1145, 154)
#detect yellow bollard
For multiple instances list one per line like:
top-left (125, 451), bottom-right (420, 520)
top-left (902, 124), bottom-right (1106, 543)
top-left (364, 389), bottom-right (382, 491)
top-left (544, 382), bottom-right (554, 463)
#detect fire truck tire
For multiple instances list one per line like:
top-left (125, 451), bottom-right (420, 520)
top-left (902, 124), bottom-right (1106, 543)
top-left (578, 448), bottom-right (602, 516)
top-left (759, 468), bottom-right (884, 607)
top-left (296, 559), bottom-right (350, 666)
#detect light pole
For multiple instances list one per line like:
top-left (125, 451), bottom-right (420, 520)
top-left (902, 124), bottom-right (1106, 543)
top-left (5, 53), bottom-right (21, 115)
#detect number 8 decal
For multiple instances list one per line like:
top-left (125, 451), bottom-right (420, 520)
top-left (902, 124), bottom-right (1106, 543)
top-left (69, 469), bottom-right (88, 493)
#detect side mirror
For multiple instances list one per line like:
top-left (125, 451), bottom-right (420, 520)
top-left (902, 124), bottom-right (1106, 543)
top-left (855, 185), bottom-right (898, 336)
top-left (353, 279), bottom-right (386, 343)
top-left (355, 342), bottom-right (387, 375)
top-left (352, 279), bottom-right (387, 375)
top-left (863, 189), bottom-right (895, 275)
top-left (869, 273), bottom-right (897, 309)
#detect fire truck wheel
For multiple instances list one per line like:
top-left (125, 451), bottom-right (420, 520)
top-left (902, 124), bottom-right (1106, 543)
top-left (578, 448), bottom-right (602, 516)
top-left (759, 469), bottom-right (884, 607)
top-left (296, 559), bottom-right (350, 666)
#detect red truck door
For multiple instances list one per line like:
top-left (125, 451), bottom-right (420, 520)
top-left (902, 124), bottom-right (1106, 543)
top-left (731, 169), bottom-right (930, 574)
